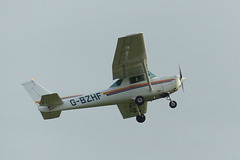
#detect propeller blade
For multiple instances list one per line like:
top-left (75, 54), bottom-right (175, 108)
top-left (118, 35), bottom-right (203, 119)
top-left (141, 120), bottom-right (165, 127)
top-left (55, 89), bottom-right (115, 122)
top-left (178, 65), bottom-right (185, 92)
top-left (179, 65), bottom-right (183, 80)
top-left (181, 83), bottom-right (185, 92)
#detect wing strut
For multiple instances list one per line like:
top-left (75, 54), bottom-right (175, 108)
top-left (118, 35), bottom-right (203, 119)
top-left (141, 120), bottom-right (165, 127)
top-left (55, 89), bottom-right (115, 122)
top-left (142, 60), bottom-right (153, 92)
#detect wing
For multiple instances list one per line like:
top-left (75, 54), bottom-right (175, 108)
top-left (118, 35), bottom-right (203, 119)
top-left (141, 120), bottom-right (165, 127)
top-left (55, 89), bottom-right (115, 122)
top-left (117, 102), bottom-right (147, 119)
top-left (112, 33), bottom-right (148, 80)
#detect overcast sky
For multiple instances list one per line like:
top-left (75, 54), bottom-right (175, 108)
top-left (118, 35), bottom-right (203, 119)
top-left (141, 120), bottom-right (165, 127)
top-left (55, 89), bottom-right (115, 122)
top-left (1, 0), bottom-right (240, 159)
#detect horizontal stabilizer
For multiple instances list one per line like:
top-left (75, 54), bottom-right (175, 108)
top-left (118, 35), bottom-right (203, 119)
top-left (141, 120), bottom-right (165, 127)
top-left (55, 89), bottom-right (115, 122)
top-left (41, 111), bottom-right (61, 120)
top-left (40, 93), bottom-right (63, 107)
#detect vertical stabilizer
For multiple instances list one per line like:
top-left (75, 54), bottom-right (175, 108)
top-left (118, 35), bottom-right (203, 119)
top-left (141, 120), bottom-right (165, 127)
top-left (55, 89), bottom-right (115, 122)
top-left (22, 80), bottom-right (61, 120)
top-left (21, 79), bottom-right (51, 102)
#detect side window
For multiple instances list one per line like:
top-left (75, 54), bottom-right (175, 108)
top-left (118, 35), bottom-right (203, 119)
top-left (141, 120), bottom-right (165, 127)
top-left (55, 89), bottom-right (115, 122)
top-left (129, 74), bottom-right (145, 84)
top-left (110, 79), bottom-right (123, 88)
top-left (148, 71), bottom-right (156, 79)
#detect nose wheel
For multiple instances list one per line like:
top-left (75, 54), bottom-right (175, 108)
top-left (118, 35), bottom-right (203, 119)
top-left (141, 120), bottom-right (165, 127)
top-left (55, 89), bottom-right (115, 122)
top-left (166, 93), bottom-right (177, 108)
top-left (169, 100), bottom-right (177, 108)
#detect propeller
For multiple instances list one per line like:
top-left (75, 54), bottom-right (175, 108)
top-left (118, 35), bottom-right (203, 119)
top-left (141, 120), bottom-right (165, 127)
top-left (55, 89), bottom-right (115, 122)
top-left (178, 65), bottom-right (186, 92)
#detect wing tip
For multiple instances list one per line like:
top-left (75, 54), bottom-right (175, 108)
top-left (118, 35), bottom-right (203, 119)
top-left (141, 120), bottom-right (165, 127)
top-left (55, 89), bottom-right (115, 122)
top-left (120, 32), bottom-right (144, 39)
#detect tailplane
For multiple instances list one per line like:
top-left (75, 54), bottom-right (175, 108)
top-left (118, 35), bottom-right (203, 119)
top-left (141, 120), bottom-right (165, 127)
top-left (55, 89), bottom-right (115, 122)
top-left (40, 111), bottom-right (61, 120)
top-left (22, 79), bottom-right (62, 120)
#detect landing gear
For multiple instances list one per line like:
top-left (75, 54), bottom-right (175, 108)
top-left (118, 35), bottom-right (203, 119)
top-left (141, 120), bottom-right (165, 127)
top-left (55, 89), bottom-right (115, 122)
top-left (136, 114), bottom-right (146, 123)
top-left (135, 96), bottom-right (145, 105)
top-left (135, 96), bottom-right (146, 123)
top-left (166, 93), bottom-right (177, 108)
top-left (169, 100), bottom-right (177, 108)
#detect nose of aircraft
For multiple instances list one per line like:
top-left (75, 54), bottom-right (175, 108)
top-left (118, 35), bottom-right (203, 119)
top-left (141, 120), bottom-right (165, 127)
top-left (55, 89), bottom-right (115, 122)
top-left (178, 66), bottom-right (186, 91)
top-left (181, 77), bottom-right (187, 83)
top-left (176, 76), bottom-right (187, 91)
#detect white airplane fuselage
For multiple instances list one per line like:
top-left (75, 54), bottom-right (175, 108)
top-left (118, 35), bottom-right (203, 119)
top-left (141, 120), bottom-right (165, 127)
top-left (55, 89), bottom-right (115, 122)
top-left (22, 33), bottom-right (187, 122)
top-left (38, 75), bottom-right (182, 113)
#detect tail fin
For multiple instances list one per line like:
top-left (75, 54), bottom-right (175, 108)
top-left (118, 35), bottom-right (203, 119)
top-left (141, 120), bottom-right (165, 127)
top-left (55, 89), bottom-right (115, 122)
top-left (21, 79), bottom-right (51, 102)
top-left (22, 79), bottom-right (62, 120)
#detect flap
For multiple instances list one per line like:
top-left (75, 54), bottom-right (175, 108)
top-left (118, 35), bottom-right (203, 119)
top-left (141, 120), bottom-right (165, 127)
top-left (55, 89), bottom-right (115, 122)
top-left (117, 102), bottom-right (147, 119)
top-left (40, 93), bottom-right (63, 107)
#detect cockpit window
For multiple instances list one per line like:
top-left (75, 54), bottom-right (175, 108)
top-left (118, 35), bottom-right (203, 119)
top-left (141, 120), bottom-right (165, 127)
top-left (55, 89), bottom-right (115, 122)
top-left (129, 74), bottom-right (145, 84)
top-left (111, 72), bottom-right (156, 87)
top-left (148, 71), bottom-right (156, 78)
top-left (110, 79), bottom-right (123, 88)
top-left (129, 72), bottom-right (156, 84)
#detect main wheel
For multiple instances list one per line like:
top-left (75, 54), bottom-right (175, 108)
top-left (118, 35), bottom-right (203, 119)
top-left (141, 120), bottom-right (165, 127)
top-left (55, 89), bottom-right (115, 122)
top-left (136, 114), bottom-right (146, 123)
top-left (169, 101), bottom-right (177, 108)
top-left (135, 96), bottom-right (145, 106)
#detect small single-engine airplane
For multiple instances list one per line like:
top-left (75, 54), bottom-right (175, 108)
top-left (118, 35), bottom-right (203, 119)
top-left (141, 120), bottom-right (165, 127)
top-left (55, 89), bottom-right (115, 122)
top-left (22, 33), bottom-right (186, 123)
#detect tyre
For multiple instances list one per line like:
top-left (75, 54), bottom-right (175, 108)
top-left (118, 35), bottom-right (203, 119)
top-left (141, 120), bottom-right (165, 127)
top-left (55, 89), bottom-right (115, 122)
top-left (169, 101), bottom-right (177, 108)
top-left (135, 96), bottom-right (145, 106)
top-left (136, 114), bottom-right (146, 123)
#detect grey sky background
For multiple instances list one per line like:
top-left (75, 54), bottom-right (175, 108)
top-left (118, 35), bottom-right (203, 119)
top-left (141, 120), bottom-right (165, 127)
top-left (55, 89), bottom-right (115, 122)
top-left (1, 0), bottom-right (240, 159)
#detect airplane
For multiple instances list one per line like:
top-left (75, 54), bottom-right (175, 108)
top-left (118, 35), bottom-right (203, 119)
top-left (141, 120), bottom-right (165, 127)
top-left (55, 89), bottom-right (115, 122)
top-left (22, 33), bottom-right (186, 123)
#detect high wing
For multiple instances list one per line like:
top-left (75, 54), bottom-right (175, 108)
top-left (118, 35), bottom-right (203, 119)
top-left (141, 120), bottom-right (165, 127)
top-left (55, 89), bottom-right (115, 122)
top-left (112, 33), bottom-right (148, 80)
top-left (112, 32), bottom-right (153, 91)
top-left (117, 102), bottom-right (147, 119)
